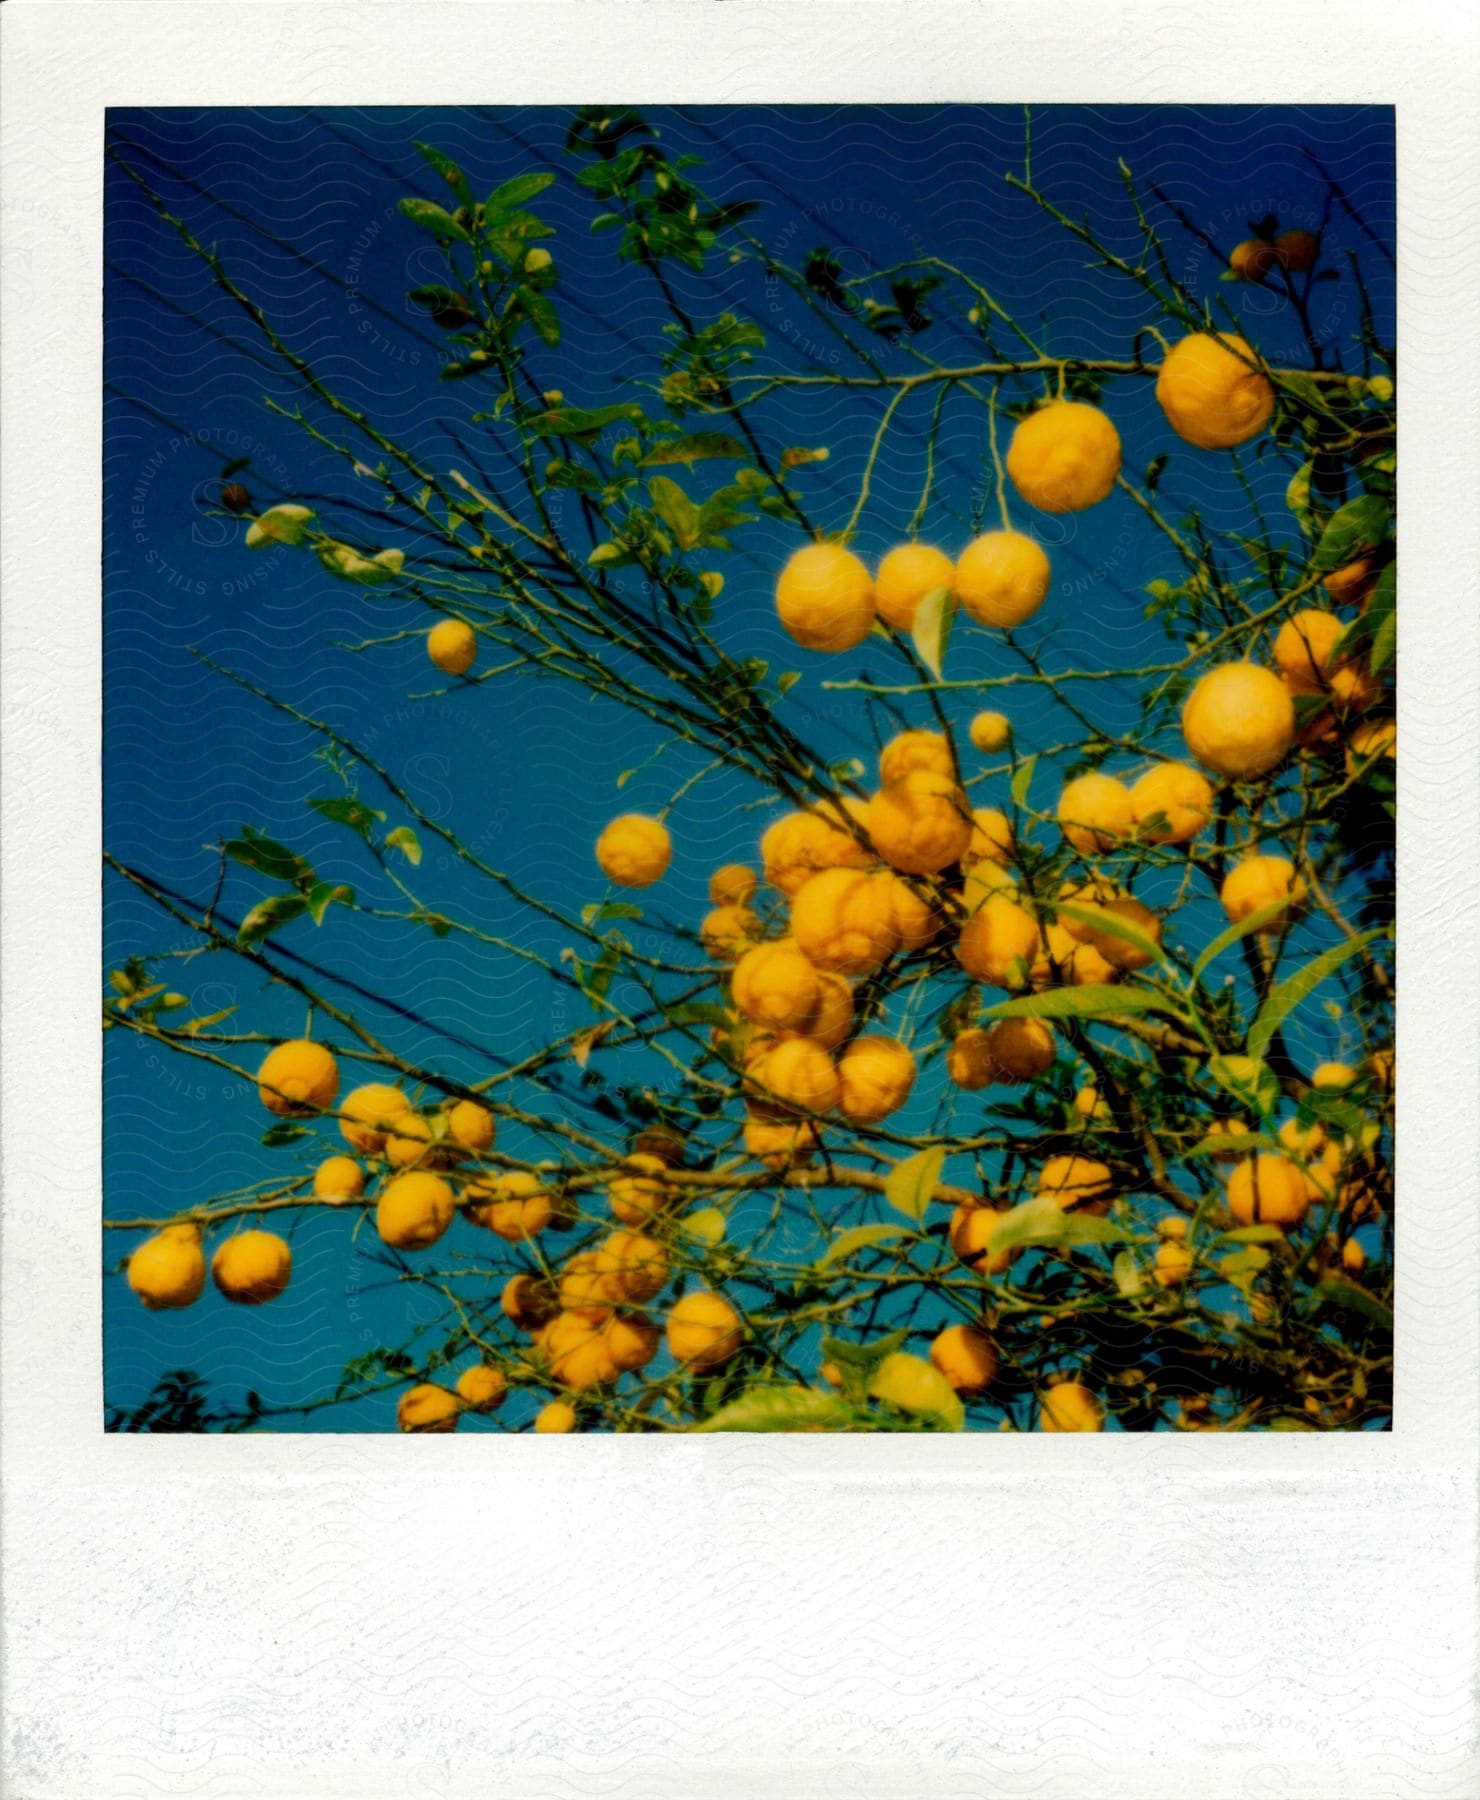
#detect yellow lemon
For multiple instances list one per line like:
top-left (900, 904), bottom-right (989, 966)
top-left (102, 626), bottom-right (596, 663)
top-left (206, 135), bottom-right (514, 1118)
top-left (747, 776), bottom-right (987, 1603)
top-left (500, 1273), bottom-right (559, 1332)
top-left (836, 1036), bottom-right (917, 1124)
top-left (1346, 718), bottom-right (1395, 775)
top-left (699, 904), bottom-right (760, 962)
top-left (339, 1082), bottom-right (410, 1154)
top-left (604, 1312), bottom-right (661, 1374)
top-left (955, 895), bottom-right (1041, 990)
top-left (1155, 332), bottom-right (1274, 450)
top-left (312, 1155), bottom-right (364, 1203)
top-left (1274, 610), bottom-right (1346, 696)
top-left (595, 813), bottom-right (671, 887)
top-left (593, 1229), bottom-right (670, 1305)
top-left (1006, 402), bottom-right (1121, 514)
top-left (760, 805), bottom-right (872, 896)
top-left (708, 863), bottom-right (758, 908)
top-left (446, 1098), bottom-right (495, 1155)
top-left (427, 618), bottom-right (477, 675)
top-left (1075, 1084), bottom-right (1109, 1123)
top-left (775, 542), bottom-right (875, 652)
top-left (984, 1017), bottom-right (1057, 1084)
top-left (1227, 1153), bottom-right (1311, 1229)
top-left (731, 938), bottom-right (823, 1031)
top-left (126, 1222), bottom-right (206, 1311)
top-left (1312, 1061), bottom-right (1356, 1091)
top-left (743, 1115), bottom-right (822, 1173)
top-left (1153, 1240), bottom-right (1194, 1288)
top-left (470, 1171), bottom-right (554, 1241)
top-left (930, 1324), bottom-right (999, 1395)
top-left (749, 1036), bottom-right (841, 1116)
top-left (397, 1384), bottom-right (461, 1433)
top-left (867, 772), bottom-right (973, 875)
top-left (1056, 772), bottom-right (1134, 854)
top-left (1182, 661), bottom-right (1294, 778)
top-left (878, 728), bottom-right (954, 785)
top-left (376, 1171), bottom-right (455, 1250)
top-left (1129, 761), bottom-right (1214, 844)
top-left (966, 807), bottom-right (1015, 866)
top-left (1220, 854), bottom-right (1305, 930)
top-left (534, 1401), bottom-right (578, 1433)
top-left (1039, 1381), bottom-right (1103, 1432)
top-left (884, 874), bottom-right (944, 954)
top-left (455, 1364), bottom-right (508, 1411)
top-left (1037, 1154), bottom-right (1114, 1213)
top-left (873, 543), bottom-right (955, 631)
top-left (256, 1039), bottom-right (339, 1117)
top-left (949, 1202), bottom-right (1017, 1275)
top-left (1229, 238), bottom-right (1277, 281)
top-left (211, 1230), bottom-right (292, 1305)
top-left (968, 710), bottom-right (1012, 754)
top-left (789, 868), bottom-right (901, 975)
top-left (667, 1290), bottom-right (743, 1370)
top-left (954, 529), bottom-right (1052, 626)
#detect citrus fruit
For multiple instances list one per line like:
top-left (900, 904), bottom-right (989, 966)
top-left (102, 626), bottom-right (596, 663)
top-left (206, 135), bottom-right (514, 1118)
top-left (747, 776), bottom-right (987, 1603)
top-left (929, 1324), bottom-right (999, 1394)
top-left (1182, 661), bottom-right (1295, 778)
top-left (1155, 332), bottom-right (1274, 450)
top-left (760, 805), bottom-right (872, 895)
top-left (595, 813), bottom-right (671, 888)
top-left (1153, 1240), bottom-right (1194, 1288)
top-left (594, 1229), bottom-right (670, 1305)
top-left (1229, 238), bottom-right (1277, 281)
top-left (427, 619), bottom-right (477, 675)
top-left (534, 1401), bottom-right (578, 1433)
top-left (873, 543), bottom-right (955, 631)
top-left (699, 904), bottom-right (760, 962)
top-left (397, 1384), bottom-right (461, 1433)
top-left (775, 542), bottom-right (875, 652)
top-left (749, 1036), bottom-right (840, 1116)
top-left (968, 710), bottom-right (1012, 754)
top-left (1220, 854), bottom-right (1305, 930)
top-left (949, 1202), bottom-right (1016, 1275)
top-left (667, 1290), bottom-right (743, 1370)
top-left (955, 895), bottom-right (1041, 989)
top-left (708, 863), bottom-right (757, 908)
top-left (789, 868), bottom-right (900, 975)
top-left (1274, 229), bottom-right (1319, 272)
top-left (607, 1152), bottom-right (675, 1227)
top-left (1227, 1153), bottom-right (1311, 1229)
top-left (312, 1155), bottom-right (364, 1203)
top-left (256, 1039), bottom-right (339, 1117)
top-left (731, 939), bottom-right (822, 1031)
top-left (1005, 402), bottom-right (1122, 513)
top-left (126, 1222), bottom-right (206, 1311)
top-left (966, 807), bottom-right (1014, 866)
top-left (953, 529), bottom-right (1052, 625)
top-left (446, 1099), bottom-right (495, 1154)
top-left (375, 1171), bottom-right (456, 1250)
top-left (211, 1230), bottom-right (292, 1305)
top-left (1039, 1381), bottom-right (1103, 1432)
top-left (1056, 772), bottom-right (1134, 854)
top-left (339, 1082), bottom-right (410, 1154)
top-left (471, 1171), bottom-right (554, 1241)
top-left (878, 728), bottom-right (954, 785)
top-left (1037, 1154), bottom-right (1114, 1213)
top-left (866, 772), bottom-right (972, 875)
top-left (455, 1364), bottom-right (508, 1411)
top-left (836, 1036), bottom-right (917, 1124)
top-left (1129, 761), bottom-right (1214, 844)
top-left (743, 1115), bottom-right (821, 1172)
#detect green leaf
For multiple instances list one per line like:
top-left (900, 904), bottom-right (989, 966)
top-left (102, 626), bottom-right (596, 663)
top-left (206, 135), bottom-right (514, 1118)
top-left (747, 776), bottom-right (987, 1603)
top-left (1010, 753), bottom-right (1037, 811)
top-left (1055, 902), bottom-right (1165, 967)
top-left (587, 542), bottom-right (633, 568)
top-left (397, 197), bottom-right (471, 243)
top-left (1192, 900), bottom-right (1295, 982)
top-left (867, 1353), bottom-right (965, 1432)
top-left (646, 475), bottom-right (702, 549)
top-left (237, 894), bottom-right (308, 946)
top-left (485, 171), bottom-right (556, 217)
top-left (818, 1223), bottom-right (909, 1269)
top-left (1246, 931), bottom-right (1382, 1060)
top-left (243, 503), bottom-right (314, 549)
top-left (304, 881), bottom-right (353, 926)
top-left (308, 796), bottom-right (385, 839)
top-left (1311, 495), bottom-right (1391, 573)
top-left (1311, 1276), bottom-right (1392, 1332)
top-left (909, 585), bottom-right (955, 681)
top-left (1369, 605), bottom-right (1396, 673)
top-left (693, 1386), bottom-right (858, 1433)
top-left (526, 402), bottom-right (646, 439)
top-left (385, 826), bottom-right (422, 866)
top-left (988, 1196), bottom-right (1133, 1255)
top-left (413, 143), bottom-right (471, 207)
top-left (260, 1121), bottom-right (309, 1148)
top-left (515, 284), bottom-right (560, 347)
top-left (1285, 460), bottom-right (1318, 539)
top-left (582, 900), bottom-right (644, 926)
top-left (983, 985), bottom-right (1183, 1025)
top-left (639, 433), bottom-right (748, 467)
top-left (224, 830), bottom-right (312, 885)
top-left (819, 1328), bottom-right (909, 1374)
top-left (885, 1146), bottom-right (945, 1222)
top-left (1185, 1131), bottom-right (1269, 1159)
top-left (1221, 1224), bottom-right (1288, 1245)
top-left (1112, 1249), bottom-right (1144, 1296)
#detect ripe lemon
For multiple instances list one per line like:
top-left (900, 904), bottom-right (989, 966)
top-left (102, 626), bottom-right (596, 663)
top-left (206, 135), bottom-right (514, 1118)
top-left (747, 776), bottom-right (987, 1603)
top-left (708, 863), bottom-right (757, 908)
top-left (1006, 402), bottom-right (1121, 514)
top-left (1278, 1117), bottom-right (1326, 1161)
top-left (1324, 555), bottom-right (1381, 609)
top-left (1153, 1240), bottom-right (1194, 1288)
top-left (446, 1098), bottom-right (495, 1154)
top-left (427, 618), bottom-right (477, 675)
top-left (312, 1155), bottom-right (364, 1203)
top-left (1037, 1154), bottom-right (1114, 1213)
top-left (946, 1029), bottom-right (995, 1091)
top-left (604, 1152), bottom-right (674, 1227)
top-left (385, 1110), bottom-right (458, 1171)
top-left (1039, 1381), bottom-right (1103, 1432)
top-left (397, 1384), bottom-right (461, 1433)
top-left (595, 813), bottom-right (671, 888)
top-left (929, 1324), bottom-right (999, 1394)
top-left (1079, 896), bottom-right (1162, 973)
top-left (1181, 661), bottom-right (1294, 778)
top-left (731, 939), bottom-right (822, 1031)
top-left (1056, 772), bottom-right (1134, 854)
top-left (743, 1115), bottom-right (821, 1172)
top-left (749, 1036), bottom-right (841, 1116)
top-left (874, 543), bottom-right (955, 631)
top-left (1156, 332), bottom-right (1274, 450)
top-left (500, 1273), bottom-right (559, 1332)
top-left (455, 1364), bottom-right (508, 1411)
top-left (1312, 1061), bottom-right (1356, 1091)
top-left (966, 807), bottom-right (1014, 866)
top-left (376, 1171), bottom-right (455, 1250)
top-left (775, 542), bottom-right (875, 652)
top-left (1129, 761), bottom-right (1214, 844)
top-left (987, 1017), bottom-right (1057, 1084)
top-left (867, 772), bottom-right (972, 875)
top-left (884, 875), bottom-right (943, 954)
top-left (666, 1290), bottom-right (744, 1371)
top-left (471, 1171), bottom-right (554, 1241)
top-left (1340, 1238), bottom-right (1366, 1275)
top-left (789, 868), bottom-right (901, 975)
top-left (837, 1036), bottom-right (917, 1124)
top-left (1229, 238), bottom-right (1277, 281)
top-left (1220, 854), bottom-right (1305, 930)
top-left (1227, 1153), bottom-right (1310, 1229)
top-left (879, 728), bottom-right (954, 785)
top-left (955, 895), bottom-right (1041, 990)
top-left (547, 1316), bottom-right (620, 1392)
top-left (1274, 229), bottom-right (1319, 272)
top-left (604, 1312), bottom-right (660, 1373)
top-left (949, 1202), bottom-right (1016, 1275)
top-left (339, 1082), bottom-right (410, 1154)
top-left (126, 1222), bottom-right (206, 1311)
top-left (557, 1255), bottom-right (614, 1326)
top-left (968, 710), bottom-right (1012, 754)
top-left (1033, 920), bottom-right (1117, 989)
top-left (1274, 610), bottom-right (1346, 696)
top-left (699, 904), bottom-right (760, 962)
top-left (594, 1229), bottom-right (670, 1305)
top-left (256, 1039), bottom-right (339, 1117)
top-left (1074, 1084), bottom-right (1109, 1123)
top-left (534, 1401), bottom-right (578, 1433)
top-left (212, 1230), bottom-right (292, 1305)
top-left (962, 861), bottom-right (1020, 914)
top-left (1346, 718), bottom-right (1395, 775)
top-left (760, 805), bottom-right (871, 895)
top-left (954, 529), bottom-right (1052, 626)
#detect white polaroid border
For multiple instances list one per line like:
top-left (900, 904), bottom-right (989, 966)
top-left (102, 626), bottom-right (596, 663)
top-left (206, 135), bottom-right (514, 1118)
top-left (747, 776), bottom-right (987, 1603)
top-left (2, 4), bottom-right (1476, 1796)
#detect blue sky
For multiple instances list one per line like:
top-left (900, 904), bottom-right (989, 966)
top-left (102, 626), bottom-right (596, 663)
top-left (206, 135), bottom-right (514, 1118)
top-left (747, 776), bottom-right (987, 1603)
top-left (103, 104), bottom-right (1395, 1430)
